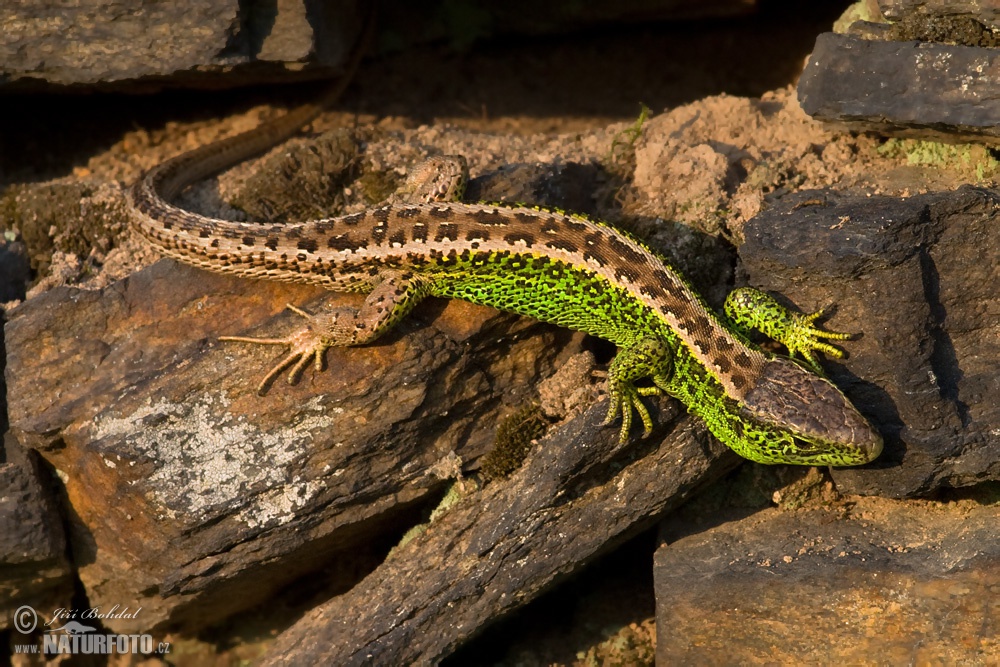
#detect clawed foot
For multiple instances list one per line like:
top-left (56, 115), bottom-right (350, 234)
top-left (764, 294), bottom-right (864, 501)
top-left (220, 304), bottom-right (330, 395)
top-left (602, 381), bottom-right (666, 443)
top-left (784, 307), bottom-right (851, 375)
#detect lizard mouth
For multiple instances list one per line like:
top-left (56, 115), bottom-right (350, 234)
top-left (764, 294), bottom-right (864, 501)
top-left (791, 426), bottom-right (883, 465)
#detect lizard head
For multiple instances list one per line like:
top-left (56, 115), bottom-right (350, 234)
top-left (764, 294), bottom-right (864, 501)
top-left (738, 357), bottom-right (883, 466)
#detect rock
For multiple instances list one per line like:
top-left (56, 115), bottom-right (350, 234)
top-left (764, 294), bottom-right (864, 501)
top-left (0, 435), bottom-right (74, 633)
top-left (879, 0), bottom-right (1000, 31)
top-left (1, 0), bottom-right (760, 91)
top-left (260, 401), bottom-right (736, 666)
top-left (0, 237), bottom-right (31, 303)
top-left (741, 187), bottom-right (1000, 496)
top-left (228, 128), bottom-right (363, 223)
top-left (0, 181), bottom-right (130, 280)
top-left (797, 33), bottom-right (1000, 144)
top-left (4, 256), bottom-right (578, 633)
top-left (0, 0), bottom-right (367, 89)
top-left (654, 489), bottom-right (1000, 664)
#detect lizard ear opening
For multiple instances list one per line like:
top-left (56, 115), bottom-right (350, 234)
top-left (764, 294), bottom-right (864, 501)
top-left (739, 358), bottom-right (882, 464)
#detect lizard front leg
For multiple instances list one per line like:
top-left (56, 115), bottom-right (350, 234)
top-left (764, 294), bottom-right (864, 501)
top-left (221, 270), bottom-right (431, 394)
top-left (603, 338), bottom-right (674, 443)
top-left (723, 287), bottom-right (850, 375)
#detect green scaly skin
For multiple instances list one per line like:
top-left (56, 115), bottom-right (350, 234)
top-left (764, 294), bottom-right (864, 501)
top-left (431, 247), bottom-right (875, 466)
top-left (130, 144), bottom-right (884, 466)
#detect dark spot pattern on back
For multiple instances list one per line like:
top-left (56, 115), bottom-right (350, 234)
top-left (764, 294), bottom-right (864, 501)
top-left (730, 372), bottom-right (750, 392)
top-left (639, 283), bottom-right (663, 299)
top-left (312, 219), bottom-right (335, 233)
top-left (504, 232), bottom-right (536, 247)
top-left (608, 235), bottom-right (647, 265)
top-left (546, 239), bottom-right (579, 253)
top-left (471, 208), bottom-right (508, 226)
top-left (715, 356), bottom-right (732, 374)
top-left (297, 238), bottom-right (318, 253)
top-left (715, 336), bottom-right (735, 353)
top-left (328, 233), bottom-right (366, 251)
top-left (435, 223), bottom-right (459, 242)
top-left (615, 266), bottom-right (639, 283)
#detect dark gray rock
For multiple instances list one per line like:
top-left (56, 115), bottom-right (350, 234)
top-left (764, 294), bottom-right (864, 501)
top-left (798, 33), bottom-right (1000, 144)
top-left (654, 489), bottom-right (1000, 664)
top-left (0, 434), bottom-right (73, 633)
top-left (0, 238), bottom-right (31, 303)
top-left (742, 187), bottom-right (1000, 496)
top-left (0, 0), bottom-right (365, 89)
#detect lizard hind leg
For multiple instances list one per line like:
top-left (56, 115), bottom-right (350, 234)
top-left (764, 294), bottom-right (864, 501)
top-left (220, 270), bottom-right (431, 395)
top-left (602, 338), bottom-right (675, 443)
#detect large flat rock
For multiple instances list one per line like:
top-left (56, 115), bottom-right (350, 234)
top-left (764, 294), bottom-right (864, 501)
top-left (742, 187), bottom-right (1000, 496)
top-left (798, 32), bottom-right (1000, 144)
top-left (655, 491), bottom-right (1000, 664)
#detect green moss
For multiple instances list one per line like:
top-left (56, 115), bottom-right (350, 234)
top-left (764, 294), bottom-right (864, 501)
top-left (479, 404), bottom-right (548, 482)
top-left (878, 139), bottom-right (1000, 181)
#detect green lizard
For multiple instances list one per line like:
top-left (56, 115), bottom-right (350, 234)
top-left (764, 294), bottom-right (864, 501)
top-left (126, 119), bottom-right (882, 468)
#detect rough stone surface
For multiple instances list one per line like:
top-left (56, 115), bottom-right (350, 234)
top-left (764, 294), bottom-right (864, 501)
top-left (0, 238), bottom-right (31, 303)
top-left (798, 32), bottom-right (1000, 144)
top-left (742, 187), bottom-right (1000, 497)
top-left (0, 435), bottom-right (73, 633)
top-left (4, 257), bottom-right (577, 633)
top-left (654, 491), bottom-right (1000, 664)
top-left (0, 0), bottom-right (759, 90)
top-left (260, 401), bottom-right (736, 666)
top-left (879, 0), bottom-right (1000, 29)
top-left (0, 0), bottom-right (364, 89)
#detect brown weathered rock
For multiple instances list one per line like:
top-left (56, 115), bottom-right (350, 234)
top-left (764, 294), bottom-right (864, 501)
top-left (0, 0), bottom-right (366, 89)
top-left (741, 187), bottom-right (1000, 496)
top-left (260, 401), bottom-right (736, 666)
top-left (0, 435), bottom-right (74, 633)
top-left (1, 0), bottom-right (760, 91)
top-left (797, 33), bottom-right (1000, 144)
top-left (879, 0), bottom-right (1000, 30)
top-left (4, 256), bottom-right (577, 633)
top-left (654, 492), bottom-right (1000, 664)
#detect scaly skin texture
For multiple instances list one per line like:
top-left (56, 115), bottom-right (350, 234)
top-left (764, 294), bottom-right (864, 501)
top-left (126, 131), bottom-right (883, 466)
